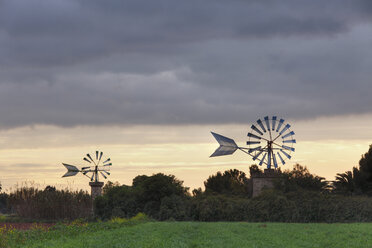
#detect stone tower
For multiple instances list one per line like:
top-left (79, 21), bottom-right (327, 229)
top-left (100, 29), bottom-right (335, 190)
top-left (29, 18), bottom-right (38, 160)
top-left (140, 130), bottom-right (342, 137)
top-left (251, 168), bottom-right (280, 197)
top-left (89, 181), bottom-right (104, 199)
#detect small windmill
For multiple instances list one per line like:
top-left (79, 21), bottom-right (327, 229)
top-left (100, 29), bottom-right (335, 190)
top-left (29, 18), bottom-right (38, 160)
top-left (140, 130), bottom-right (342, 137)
top-left (210, 116), bottom-right (296, 169)
top-left (62, 151), bottom-right (112, 198)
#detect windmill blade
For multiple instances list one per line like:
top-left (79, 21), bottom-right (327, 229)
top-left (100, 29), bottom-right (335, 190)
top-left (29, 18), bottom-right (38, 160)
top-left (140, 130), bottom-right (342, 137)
top-left (267, 151), bottom-right (272, 169)
top-left (90, 173), bottom-right (94, 181)
top-left (253, 149), bottom-right (264, 160)
top-left (246, 141), bottom-right (261, 145)
top-left (272, 153), bottom-right (278, 168)
top-left (99, 152), bottom-right (103, 161)
top-left (83, 157), bottom-right (91, 163)
top-left (276, 119), bottom-right (285, 132)
top-left (210, 132), bottom-right (238, 157)
top-left (96, 151), bottom-right (99, 160)
top-left (81, 166), bottom-right (91, 170)
top-left (100, 171), bottom-right (107, 179)
top-left (86, 153), bottom-right (94, 163)
top-left (248, 146), bottom-right (262, 153)
top-left (83, 171), bottom-right (89, 175)
top-left (282, 131), bottom-right (295, 139)
top-left (277, 152), bottom-right (285, 165)
top-left (279, 124), bottom-right (291, 135)
top-left (257, 119), bottom-right (266, 133)
top-left (62, 163), bottom-right (79, 177)
top-left (272, 116), bottom-right (277, 131)
top-left (283, 139), bottom-right (296, 144)
top-left (103, 158), bottom-right (111, 164)
top-left (102, 170), bottom-right (111, 175)
top-left (248, 132), bottom-right (262, 140)
top-left (103, 163), bottom-right (112, 166)
top-left (282, 145), bottom-right (295, 152)
top-left (251, 125), bottom-right (263, 135)
top-left (264, 116), bottom-right (270, 131)
top-left (280, 149), bottom-right (292, 159)
top-left (259, 153), bottom-right (267, 166)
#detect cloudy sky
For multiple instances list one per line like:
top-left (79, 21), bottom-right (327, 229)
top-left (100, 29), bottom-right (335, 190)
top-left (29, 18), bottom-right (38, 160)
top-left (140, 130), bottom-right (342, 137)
top-left (1, 0), bottom-right (372, 191)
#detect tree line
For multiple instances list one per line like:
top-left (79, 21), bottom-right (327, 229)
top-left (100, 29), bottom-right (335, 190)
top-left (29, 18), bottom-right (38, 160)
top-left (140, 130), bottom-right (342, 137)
top-left (94, 145), bottom-right (372, 222)
top-left (2, 145), bottom-right (372, 222)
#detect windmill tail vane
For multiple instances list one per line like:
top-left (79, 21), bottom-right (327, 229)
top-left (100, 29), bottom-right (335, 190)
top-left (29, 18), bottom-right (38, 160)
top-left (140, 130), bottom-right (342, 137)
top-left (62, 151), bottom-right (112, 182)
top-left (210, 132), bottom-right (239, 157)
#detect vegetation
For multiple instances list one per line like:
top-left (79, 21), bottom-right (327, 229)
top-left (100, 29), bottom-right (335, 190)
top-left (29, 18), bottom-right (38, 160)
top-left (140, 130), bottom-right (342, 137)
top-left (2, 145), bottom-right (372, 224)
top-left (1, 218), bottom-right (372, 248)
top-left (7, 186), bottom-right (91, 220)
top-left (0, 182), bottom-right (7, 214)
top-left (95, 173), bottom-right (191, 220)
top-left (332, 145), bottom-right (372, 195)
top-left (204, 169), bottom-right (251, 196)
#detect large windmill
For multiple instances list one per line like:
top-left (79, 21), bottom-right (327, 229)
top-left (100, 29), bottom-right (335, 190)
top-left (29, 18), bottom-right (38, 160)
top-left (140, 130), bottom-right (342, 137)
top-left (211, 116), bottom-right (296, 197)
top-left (210, 116), bottom-right (296, 169)
top-left (62, 151), bottom-right (112, 198)
top-left (210, 116), bottom-right (296, 197)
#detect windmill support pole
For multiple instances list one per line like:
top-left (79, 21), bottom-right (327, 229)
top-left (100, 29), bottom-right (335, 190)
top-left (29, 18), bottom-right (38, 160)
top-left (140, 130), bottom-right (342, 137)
top-left (89, 181), bottom-right (104, 199)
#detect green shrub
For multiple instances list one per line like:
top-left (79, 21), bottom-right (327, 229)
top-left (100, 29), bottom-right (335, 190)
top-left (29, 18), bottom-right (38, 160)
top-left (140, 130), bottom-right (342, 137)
top-left (8, 186), bottom-right (91, 220)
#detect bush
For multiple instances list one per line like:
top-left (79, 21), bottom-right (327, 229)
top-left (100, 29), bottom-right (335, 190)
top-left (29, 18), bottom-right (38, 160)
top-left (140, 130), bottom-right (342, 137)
top-left (0, 193), bottom-right (8, 214)
top-left (8, 186), bottom-right (92, 220)
top-left (95, 174), bottom-right (190, 220)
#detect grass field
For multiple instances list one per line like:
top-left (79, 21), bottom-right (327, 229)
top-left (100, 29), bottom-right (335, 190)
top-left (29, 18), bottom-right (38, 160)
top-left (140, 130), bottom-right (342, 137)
top-left (2, 218), bottom-right (372, 247)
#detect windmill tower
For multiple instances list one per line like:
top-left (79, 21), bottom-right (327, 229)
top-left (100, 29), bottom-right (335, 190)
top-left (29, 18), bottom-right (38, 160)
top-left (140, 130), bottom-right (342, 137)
top-left (62, 151), bottom-right (112, 199)
top-left (210, 116), bottom-right (296, 197)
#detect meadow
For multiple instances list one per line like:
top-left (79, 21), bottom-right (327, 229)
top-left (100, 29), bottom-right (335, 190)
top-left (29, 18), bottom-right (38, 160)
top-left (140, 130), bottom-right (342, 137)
top-left (1, 215), bottom-right (371, 248)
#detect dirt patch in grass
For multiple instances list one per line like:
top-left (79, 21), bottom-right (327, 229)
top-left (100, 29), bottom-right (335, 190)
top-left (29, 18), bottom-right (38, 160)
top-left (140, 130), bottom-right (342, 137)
top-left (0, 222), bottom-right (55, 230)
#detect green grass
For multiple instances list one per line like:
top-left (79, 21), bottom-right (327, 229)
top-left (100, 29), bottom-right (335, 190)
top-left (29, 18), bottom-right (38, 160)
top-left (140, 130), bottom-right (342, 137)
top-left (3, 219), bottom-right (372, 248)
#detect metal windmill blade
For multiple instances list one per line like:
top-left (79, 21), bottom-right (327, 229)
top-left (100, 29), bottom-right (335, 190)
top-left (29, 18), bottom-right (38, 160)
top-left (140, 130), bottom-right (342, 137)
top-left (210, 116), bottom-right (296, 169)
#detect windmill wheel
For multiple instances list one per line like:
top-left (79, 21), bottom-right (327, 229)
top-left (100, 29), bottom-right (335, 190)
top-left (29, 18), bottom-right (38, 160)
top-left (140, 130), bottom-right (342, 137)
top-left (62, 150), bottom-right (112, 182)
top-left (247, 116), bottom-right (296, 168)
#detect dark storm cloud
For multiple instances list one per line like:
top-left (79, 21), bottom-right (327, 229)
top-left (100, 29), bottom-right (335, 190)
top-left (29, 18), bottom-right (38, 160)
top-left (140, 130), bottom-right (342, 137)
top-left (0, 0), bottom-right (371, 128)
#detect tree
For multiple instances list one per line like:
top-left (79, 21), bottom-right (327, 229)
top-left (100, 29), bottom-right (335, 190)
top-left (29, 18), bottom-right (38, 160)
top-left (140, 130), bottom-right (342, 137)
top-left (95, 173), bottom-right (190, 219)
top-left (332, 167), bottom-right (365, 196)
top-left (204, 169), bottom-right (250, 196)
top-left (249, 164), bottom-right (263, 177)
top-left (278, 164), bottom-right (328, 192)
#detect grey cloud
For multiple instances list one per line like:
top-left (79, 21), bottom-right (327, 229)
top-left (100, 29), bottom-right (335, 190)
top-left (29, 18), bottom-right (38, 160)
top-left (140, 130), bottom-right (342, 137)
top-left (0, 0), bottom-right (370, 67)
top-left (0, 0), bottom-right (372, 128)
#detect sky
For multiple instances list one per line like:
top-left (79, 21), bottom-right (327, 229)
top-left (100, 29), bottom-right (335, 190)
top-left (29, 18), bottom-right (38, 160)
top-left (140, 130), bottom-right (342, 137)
top-left (1, 0), bottom-right (372, 191)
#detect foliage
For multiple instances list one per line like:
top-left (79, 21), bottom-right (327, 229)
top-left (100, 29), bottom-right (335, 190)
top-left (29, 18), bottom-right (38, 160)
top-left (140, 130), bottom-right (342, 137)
top-left (204, 169), bottom-right (250, 196)
top-left (249, 164), bottom-right (263, 176)
top-left (190, 189), bottom-right (372, 222)
top-left (333, 145), bottom-right (372, 195)
top-left (276, 164), bottom-right (329, 192)
top-left (8, 186), bottom-right (92, 220)
top-left (95, 173), bottom-right (190, 220)
top-left (0, 193), bottom-right (8, 214)
top-left (3, 221), bottom-right (372, 247)
top-left (1, 213), bottom-right (150, 248)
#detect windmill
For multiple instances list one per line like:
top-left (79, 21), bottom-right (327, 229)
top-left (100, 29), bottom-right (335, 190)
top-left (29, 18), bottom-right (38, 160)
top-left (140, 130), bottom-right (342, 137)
top-left (62, 151), bottom-right (112, 198)
top-left (210, 116), bottom-right (296, 169)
